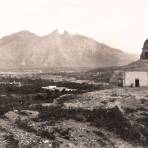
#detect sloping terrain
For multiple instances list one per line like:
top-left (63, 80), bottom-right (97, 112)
top-left (0, 30), bottom-right (138, 69)
top-left (121, 59), bottom-right (148, 71)
top-left (0, 78), bottom-right (148, 148)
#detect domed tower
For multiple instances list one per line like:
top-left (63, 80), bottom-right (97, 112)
top-left (140, 39), bottom-right (148, 59)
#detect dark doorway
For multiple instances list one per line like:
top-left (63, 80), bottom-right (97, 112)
top-left (145, 52), bottom-right (148, 59)
top-left (135, 79), bottom-right (140, 87)
top-left (118, 79), bottom-right (123, 87)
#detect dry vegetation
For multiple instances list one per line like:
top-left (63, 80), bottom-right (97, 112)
top-left (0, 72), bottom-right (147, 148)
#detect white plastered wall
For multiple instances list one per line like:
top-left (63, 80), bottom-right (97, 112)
top-left (124, 71), bottom-right (148, 86)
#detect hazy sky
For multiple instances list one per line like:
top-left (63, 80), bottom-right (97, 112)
top-left (0, 0), bottom-right (148, 54)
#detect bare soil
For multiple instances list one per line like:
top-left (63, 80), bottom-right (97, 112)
top-left (0, 77), bottom-right (148, 147)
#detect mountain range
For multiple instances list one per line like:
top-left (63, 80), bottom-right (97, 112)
top-left (0, 30), bottom-right (138, 70)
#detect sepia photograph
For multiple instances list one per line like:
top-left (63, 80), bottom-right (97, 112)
top-left (0, 0), bottom-right (148, 147)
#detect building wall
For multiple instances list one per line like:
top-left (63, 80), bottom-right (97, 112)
top-left (124, 71), bottom-right (148, 86)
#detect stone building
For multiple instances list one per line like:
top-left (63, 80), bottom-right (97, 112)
top-left (140, 39), bottom-right (148, 59)
top-left (111, 39), bottom-right (148, 87)
top-left (124, 71), bottom-right (148, 87)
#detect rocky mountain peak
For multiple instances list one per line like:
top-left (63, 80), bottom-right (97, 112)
top-left (0, 29), bottom-right (138, 70)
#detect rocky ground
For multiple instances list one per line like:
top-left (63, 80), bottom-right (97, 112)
top-left (0, 87), bottom-right (148, 147)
